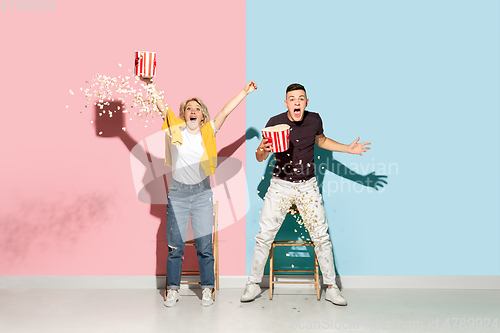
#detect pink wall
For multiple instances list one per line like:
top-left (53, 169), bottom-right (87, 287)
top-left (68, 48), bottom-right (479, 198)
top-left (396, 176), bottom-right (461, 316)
top-left (0, 0), bottom-right (246, 275)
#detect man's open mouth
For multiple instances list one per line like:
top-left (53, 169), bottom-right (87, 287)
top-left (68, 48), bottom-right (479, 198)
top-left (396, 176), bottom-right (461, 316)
top-left (293, 108), bottom-right (301, 117)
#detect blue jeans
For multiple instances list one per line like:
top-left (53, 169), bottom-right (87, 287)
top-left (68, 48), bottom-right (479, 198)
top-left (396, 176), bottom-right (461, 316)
top-left (166, 178), bottom-right (214, 290)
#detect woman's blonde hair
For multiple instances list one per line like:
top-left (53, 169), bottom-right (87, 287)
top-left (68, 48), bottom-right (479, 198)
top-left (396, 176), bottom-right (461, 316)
top-left (179, 98), bottom-right (210, 127)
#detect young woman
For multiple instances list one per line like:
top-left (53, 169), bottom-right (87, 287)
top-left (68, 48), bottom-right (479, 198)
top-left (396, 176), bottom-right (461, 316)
top-left (141, 77), bottom-right (257, 307)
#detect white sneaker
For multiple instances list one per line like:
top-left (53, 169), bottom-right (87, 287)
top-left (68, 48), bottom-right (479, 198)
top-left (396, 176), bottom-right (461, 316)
top-left (240, 282), bottom-right (261, 302)
top-left (325, 285), bottom-right (347, 306)
top-left (164, 289), bottom-right (180, 307)
top-left (201, 288), bottom-right (214, 307)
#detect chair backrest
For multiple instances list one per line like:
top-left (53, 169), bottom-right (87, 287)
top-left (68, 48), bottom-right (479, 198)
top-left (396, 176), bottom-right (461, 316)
top-left (212, 201), bottom-right (218, 241)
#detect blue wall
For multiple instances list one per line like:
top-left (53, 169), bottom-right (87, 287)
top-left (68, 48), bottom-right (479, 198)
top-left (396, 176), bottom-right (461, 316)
top-left (246, 0), bottom-right (500, 275)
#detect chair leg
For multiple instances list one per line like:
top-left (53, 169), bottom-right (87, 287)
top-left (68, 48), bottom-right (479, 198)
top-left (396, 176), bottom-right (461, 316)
top-left (214, 202), bottom-right (219, 290)
top-left (269, 245), bottom-right (274, 300)
top-left (215, 245), bottom-right (219, 290)
top-left (213, 252), bottom-right (218, 291)
top-left (314, 253), bottom-right (320, 300)
top-left (164, 275), bottom-right (168, 301)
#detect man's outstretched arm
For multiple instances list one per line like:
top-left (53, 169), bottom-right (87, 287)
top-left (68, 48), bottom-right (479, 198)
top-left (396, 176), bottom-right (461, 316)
top-left (315, 134), bottom-right (371, 156)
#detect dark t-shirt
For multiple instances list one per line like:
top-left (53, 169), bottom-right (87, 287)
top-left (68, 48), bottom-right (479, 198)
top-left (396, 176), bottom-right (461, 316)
top-left (265, 111), bottom-right (323, 182)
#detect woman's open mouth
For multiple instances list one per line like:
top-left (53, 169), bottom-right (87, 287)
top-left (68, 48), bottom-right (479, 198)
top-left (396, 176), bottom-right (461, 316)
top-left (190, 117), bottom-right (197, 121)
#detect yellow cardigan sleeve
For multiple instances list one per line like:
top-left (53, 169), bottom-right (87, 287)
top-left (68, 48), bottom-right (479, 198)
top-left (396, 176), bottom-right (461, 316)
top-left (200, 121), bottom-right (217, 177)
top-left (161, 107), bottom-right (184, 146)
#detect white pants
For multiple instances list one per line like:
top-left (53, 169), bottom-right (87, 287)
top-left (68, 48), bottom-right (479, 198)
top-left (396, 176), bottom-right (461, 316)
top-left (248, 177), bottom-right (337, 285)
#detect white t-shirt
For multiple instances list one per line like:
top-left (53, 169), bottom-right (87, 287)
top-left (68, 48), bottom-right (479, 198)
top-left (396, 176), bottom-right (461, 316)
top-left (170, 120), bottom-right (217, 185)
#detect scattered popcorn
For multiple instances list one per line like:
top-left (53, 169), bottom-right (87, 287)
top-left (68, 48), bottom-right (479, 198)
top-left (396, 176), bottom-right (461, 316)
top-left (76, 73), bottom-right (165, 123)
top-left (69, 89), bottom-right (74, 95)
top-left (98, 131), bottom-right (103, 135)
top-left (122, 127), bottom-right (126, 131)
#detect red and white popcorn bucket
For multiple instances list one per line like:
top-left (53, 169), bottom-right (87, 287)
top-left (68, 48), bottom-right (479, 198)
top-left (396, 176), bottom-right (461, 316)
top-left (261, 124), bottom-right (290, 153)
top-left (134, 51), bottom-right (157, 78)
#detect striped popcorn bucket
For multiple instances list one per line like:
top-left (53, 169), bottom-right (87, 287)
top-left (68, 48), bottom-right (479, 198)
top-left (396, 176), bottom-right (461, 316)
top-left (261, 124), bottom-right (290, 153)
top-left (134, 51), bottom-right (157, 78)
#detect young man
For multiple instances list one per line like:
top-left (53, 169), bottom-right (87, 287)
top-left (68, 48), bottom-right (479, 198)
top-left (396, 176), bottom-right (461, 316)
top-left (241, 83), bottom-right (370, 306)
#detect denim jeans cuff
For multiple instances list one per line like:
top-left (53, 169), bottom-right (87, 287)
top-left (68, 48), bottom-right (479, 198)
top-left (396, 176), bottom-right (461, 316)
top-left (201, 285), bottom-right (215, 290)
top-left (167, 286), bottom-right (180, 290)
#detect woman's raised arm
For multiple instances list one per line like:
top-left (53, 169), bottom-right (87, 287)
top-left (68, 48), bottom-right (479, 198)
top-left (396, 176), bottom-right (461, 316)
top-left (213, 80), bottom-right (257, 131)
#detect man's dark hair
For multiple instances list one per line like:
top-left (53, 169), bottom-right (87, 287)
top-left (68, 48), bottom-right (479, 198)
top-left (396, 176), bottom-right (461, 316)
top-left (286, 83), bottom-right (306, 96)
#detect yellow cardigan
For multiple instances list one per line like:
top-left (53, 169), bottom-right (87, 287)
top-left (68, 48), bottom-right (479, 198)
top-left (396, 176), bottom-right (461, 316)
top-left (161, 107), bottom-right (217, 177)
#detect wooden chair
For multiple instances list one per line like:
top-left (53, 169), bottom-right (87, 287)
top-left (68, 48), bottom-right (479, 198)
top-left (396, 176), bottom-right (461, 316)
top-left (163, 201), bottom-right (219, 300)
top-left (269, 204), bottom-right (320, 300)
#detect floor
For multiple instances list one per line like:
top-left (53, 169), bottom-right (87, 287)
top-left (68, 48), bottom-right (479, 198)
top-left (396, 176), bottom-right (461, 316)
top-left (0, 288), bottom-right (498, 333)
